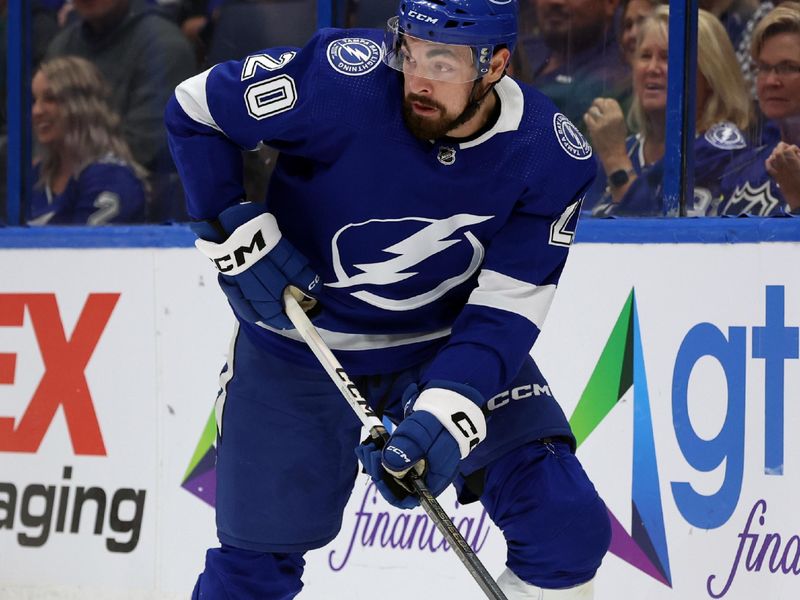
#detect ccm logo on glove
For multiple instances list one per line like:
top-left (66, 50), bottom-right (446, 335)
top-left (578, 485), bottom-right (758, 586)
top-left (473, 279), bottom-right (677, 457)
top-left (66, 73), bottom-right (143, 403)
top-left (191, 202), bottom-right (320, 330)
top-left (386, 445), bottom-right (412, 464)
top-left (196, 213), bottom-right (281, 275)
top-left (452, 412), bottom-right (480, 450)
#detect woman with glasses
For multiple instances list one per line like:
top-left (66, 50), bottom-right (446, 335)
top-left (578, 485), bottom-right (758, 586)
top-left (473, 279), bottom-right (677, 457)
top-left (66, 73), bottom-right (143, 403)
top-left (719, 2), bottom-right (800, 216)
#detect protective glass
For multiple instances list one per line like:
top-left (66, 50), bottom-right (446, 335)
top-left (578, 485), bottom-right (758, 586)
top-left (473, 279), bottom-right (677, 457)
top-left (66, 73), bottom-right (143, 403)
top-left (382, 17), bottom-right (483, 83)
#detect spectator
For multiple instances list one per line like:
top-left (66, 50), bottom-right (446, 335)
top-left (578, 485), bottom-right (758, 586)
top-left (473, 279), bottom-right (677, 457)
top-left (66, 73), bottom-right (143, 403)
top-left (149, 0), bottom-right (183, 21)
top-left (29, 56), bottom-right (146, 225)
top-left (45, 0), bottom-right (196, 180)
top-left (202, 0), bottom-right (316, 68)
top-left (519, 0), bottom-right (630, 132)
top-left (719, 1), bottom-right (800, 215)
top-left (585, 6), bottom-right (752, 216)
top-left (173, 0), bottom-right (221, 65)
top-left (619, 0), bottom-right (661, 65)
top-left (574, 0), bottom-right (660, 210)
top-left (172, 0), bottom-right (317, 69)
top-left (33, 1), bottom-right (65, 67)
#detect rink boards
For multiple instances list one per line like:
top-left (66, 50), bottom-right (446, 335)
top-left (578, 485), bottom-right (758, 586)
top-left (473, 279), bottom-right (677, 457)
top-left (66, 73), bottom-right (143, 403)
top-left (0, 222), bottom-right (799, 600)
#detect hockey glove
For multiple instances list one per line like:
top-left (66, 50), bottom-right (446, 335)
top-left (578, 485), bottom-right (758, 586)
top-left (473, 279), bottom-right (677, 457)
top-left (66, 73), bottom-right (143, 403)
top-left (192, 202), bottom-right (320, 330)
top-left (354, 380), bottom-right (487, 509)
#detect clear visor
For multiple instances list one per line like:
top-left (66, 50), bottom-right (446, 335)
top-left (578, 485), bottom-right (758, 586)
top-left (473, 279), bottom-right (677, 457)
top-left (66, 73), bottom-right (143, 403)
top-left (382, 16), bottom-right (484, 83)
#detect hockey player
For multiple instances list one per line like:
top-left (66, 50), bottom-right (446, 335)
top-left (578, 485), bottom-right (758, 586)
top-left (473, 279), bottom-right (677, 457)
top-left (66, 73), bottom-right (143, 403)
top-left (166, 1), bottom-right (611, 597)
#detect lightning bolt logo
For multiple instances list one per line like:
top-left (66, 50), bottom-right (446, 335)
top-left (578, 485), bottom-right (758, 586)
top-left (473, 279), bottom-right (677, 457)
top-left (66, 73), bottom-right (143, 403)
top-left (328, 214), bottom-right (493, 311)
top-left (340, 44), bottom-right (372, 64)
top-left (704, 122), bottom-right (746, 150)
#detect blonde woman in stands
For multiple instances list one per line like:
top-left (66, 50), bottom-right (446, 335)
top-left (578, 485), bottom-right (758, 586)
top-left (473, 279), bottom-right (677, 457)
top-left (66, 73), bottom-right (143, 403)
top-left (30, 55), bottom-right (146, 225)
top-left (584, 6), bottom-right (752, 216)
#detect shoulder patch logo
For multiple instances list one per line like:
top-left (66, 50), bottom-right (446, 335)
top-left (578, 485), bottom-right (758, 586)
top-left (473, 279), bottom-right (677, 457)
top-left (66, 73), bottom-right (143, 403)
top-left (553, 113), bottom-right (593, 160)
top-left (327, 38), bottom-right (382, 76)
top-left (704, 122), bottom-right (747, 150)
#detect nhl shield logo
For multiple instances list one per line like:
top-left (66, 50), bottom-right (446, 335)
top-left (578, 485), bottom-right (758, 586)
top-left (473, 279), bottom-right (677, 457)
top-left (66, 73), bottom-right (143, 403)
top-left (437, 146), bottom-right (457, 166)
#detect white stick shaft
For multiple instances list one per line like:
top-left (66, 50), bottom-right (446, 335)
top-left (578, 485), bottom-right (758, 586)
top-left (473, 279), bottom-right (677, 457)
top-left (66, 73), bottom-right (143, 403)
top-left (282, 289), bottom-right (385, 432)
top-left (282, 288), bottom-right (508, 600)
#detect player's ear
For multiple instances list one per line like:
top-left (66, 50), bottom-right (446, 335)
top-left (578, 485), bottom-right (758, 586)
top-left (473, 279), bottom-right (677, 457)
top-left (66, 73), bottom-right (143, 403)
top-left (485, 48), bottom-right (511, 84)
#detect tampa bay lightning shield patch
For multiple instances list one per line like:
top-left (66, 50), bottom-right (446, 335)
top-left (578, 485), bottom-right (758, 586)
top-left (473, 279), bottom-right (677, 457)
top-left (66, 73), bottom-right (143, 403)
top-left (704, 122), bottom-right (747, 150)
top-left (327, 38), bottom-right (382, 76)
top-left (553, 113), bottom-right (593, 160)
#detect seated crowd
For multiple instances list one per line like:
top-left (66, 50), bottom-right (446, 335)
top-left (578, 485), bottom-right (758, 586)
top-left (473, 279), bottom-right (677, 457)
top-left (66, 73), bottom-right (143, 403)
top-left (7, 0), bottom-right (800, 224)
top-left (578, 0), bottom-right (800, 216)
top-left (585, 5), bottom-right (752, 216)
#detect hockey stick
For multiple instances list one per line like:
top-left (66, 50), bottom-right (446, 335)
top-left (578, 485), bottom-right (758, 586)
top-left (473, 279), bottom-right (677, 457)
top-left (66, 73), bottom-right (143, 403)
top-left (282, 288), bottom-right (507, 600)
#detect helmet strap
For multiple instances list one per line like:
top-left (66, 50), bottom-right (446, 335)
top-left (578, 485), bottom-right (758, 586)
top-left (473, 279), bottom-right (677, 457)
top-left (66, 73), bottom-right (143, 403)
top-left (447, 72), bottom-right (505, 133)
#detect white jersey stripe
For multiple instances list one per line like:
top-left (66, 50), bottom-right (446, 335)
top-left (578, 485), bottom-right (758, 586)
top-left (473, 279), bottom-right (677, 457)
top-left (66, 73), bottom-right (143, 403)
top-left (459, 77), bottom-right (524, 150)
top-left (175, 68), bottom-right (222, 132)
top-left (257, 323), bottom-right (452, 351)
top-left (468, 270), bottom-right (556, 329)
top-left (215, 322), bottom-right (240, 437)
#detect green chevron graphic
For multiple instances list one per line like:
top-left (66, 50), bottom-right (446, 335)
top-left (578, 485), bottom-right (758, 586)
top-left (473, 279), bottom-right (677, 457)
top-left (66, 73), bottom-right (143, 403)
top-left (570, 289), bottom-right (672, 586)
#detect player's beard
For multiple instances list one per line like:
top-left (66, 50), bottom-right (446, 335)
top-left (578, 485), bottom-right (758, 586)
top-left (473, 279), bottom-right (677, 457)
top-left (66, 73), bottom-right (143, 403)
top-left (403, 82), bottom-right (484, 141)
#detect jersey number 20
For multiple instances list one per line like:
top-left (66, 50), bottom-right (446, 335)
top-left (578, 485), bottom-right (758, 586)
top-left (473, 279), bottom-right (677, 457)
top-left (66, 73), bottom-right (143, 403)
top-left (245, 75), bottom-right (297, 120)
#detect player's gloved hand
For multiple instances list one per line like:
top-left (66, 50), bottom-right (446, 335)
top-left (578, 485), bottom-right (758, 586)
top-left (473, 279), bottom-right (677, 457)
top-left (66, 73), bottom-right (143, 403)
top-left (354, 380), bottom-right (487, 509)
top-left (191, 202), bottom-right (320, 329)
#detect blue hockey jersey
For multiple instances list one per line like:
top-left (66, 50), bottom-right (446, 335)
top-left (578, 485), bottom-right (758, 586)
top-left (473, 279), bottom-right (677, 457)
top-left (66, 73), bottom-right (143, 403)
top-left (593, 122), bottom-right (749, 217)
top-left (165, 28), bottom-right (596, 400)
top-left (587, 134), bottom-right (645, 216)
top-left (29, 155), bottom-right (146, 225)
top-left (718, 138), bottom-right (790, 216)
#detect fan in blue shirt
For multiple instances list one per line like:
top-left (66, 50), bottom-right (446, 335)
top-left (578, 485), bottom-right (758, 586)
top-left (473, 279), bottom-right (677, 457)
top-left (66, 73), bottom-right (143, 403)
top-left (719, 2), bottom-right (800, 216)
top-left (30, 56), bottom-right (146, 225)
top-left (584, 6), bottom-right (752, 217)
